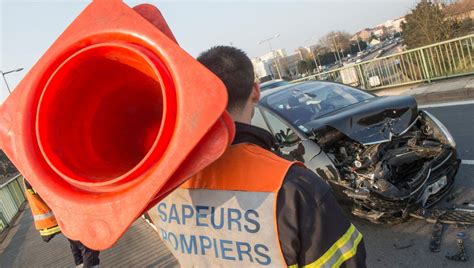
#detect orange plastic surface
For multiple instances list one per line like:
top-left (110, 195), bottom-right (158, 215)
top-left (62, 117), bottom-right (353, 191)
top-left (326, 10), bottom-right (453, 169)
top-left (0, 0), bottom-right (234, 250)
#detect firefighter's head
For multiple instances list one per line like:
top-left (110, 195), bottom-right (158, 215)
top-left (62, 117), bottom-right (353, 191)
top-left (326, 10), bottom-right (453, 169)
top-left (197, 46), bottom-right (260, 124)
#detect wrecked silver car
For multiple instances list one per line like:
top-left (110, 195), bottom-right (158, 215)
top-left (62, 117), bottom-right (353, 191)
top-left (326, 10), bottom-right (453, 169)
top-left (252, 81), bottom-right (460, 224)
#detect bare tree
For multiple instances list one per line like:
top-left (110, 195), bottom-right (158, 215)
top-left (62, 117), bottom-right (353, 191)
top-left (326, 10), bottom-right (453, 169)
top-left (319, 31), bottom-right (352, 51)
top-left (295, 47), bottom-right (312, 61)
top-left (318, 31), bottom-right (352, 63)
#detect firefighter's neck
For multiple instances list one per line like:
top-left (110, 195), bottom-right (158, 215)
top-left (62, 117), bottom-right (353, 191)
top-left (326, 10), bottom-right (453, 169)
top-left (230, 83), bottom-right (260, 125)
top-left (229, 105), bottom-right (253, 125)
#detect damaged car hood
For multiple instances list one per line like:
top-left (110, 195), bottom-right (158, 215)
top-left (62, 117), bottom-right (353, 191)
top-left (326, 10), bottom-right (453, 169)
top-left (305, 95), bottom-right (418, 145)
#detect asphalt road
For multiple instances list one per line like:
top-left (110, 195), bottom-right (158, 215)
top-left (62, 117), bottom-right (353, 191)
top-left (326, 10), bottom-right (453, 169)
top-left (423, 103), bottom-right (474, 161)
top-left (361, 42), bottom-right (400, 62)
top-left (361, 48), bottom-right (383, 61)
top-left (356, 102), bottom-right (474, 268)
top-left (379, 43), bottom-right (402, 58)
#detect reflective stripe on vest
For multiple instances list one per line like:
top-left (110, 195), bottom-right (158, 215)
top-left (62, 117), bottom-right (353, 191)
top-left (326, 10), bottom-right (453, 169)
top-left (33, 210), bottom-right (55, 221)
top-left (150, 143), bottom-right (296, 267)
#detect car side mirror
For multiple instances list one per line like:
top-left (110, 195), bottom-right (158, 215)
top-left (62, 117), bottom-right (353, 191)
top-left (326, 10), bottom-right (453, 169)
top-left (285, 131), bottom-right (300, 144)
top-left (274, 132), bottom-right (285, 144)
top-left (275, 128), bottom-right (299, 146)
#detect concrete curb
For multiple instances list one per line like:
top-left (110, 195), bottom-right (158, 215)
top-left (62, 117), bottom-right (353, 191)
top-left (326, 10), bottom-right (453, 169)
top-left (412, 87), bottom-right (474, 105)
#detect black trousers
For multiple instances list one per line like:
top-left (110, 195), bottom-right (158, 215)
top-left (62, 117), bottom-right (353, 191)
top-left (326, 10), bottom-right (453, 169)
top-left (68, 239), bottom-right (100, 267)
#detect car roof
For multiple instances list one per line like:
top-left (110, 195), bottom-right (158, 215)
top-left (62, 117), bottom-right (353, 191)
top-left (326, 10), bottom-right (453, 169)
top-left (259, 79), bottom-right (285, 87)
top-left (259, 81), bottom-right (314, 98)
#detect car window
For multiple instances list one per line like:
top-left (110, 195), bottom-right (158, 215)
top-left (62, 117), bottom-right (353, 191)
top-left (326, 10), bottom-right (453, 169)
top-left (264, 111), bottom-right (301, 145)
top-left (251, 107), bottom-right (270, 131)
top-left (263, 82), bottom-right (374, 127)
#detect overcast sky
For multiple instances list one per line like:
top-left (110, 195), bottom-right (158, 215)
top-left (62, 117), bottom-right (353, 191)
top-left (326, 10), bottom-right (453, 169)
top-left (0, 0), bottom-right (419, 102)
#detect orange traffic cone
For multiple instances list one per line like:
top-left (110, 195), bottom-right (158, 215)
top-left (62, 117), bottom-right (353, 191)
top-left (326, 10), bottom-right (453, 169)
top-left (0, 0), bottom-right (234, 250)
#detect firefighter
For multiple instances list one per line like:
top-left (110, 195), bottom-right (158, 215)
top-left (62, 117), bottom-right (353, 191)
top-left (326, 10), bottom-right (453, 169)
top-left (23, 180), bottom-right (100, 268)
top-left (154, 46), bottom-right (367, 267)
top-left (24, 179), bottom-right (61, 242)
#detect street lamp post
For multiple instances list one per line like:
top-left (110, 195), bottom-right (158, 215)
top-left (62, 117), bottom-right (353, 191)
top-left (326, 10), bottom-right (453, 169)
top-left (1, 68), bottom-right (24, 94)
top-left (316, 51), bottom-right (322, 72)
top-left (305, 38), bottom-right (320, 73)
top-left (258, 34), bottom-right (282, 79)
top-left (309, 46), bottom-right (318, 72)
top-left (331, 34), bottom-right (345, 65)
top-left (331, 46), bottom-right (340, 64)
top-left (330, 36), bottom-right (339, 64)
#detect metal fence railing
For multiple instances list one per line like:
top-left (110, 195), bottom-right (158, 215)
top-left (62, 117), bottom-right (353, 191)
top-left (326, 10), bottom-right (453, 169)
top-left (0, 174), bottom-right (25, 233)
top-left (292, 34), bottom-right (474, 90)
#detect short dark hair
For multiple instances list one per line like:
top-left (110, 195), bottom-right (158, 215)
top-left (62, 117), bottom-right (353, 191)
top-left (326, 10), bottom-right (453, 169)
top-left (197, 46), bottom-right (254, 112)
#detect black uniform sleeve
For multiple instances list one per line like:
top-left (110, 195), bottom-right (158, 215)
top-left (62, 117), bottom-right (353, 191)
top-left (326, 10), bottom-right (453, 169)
top-left (276, 165), bottom-right (366, 267)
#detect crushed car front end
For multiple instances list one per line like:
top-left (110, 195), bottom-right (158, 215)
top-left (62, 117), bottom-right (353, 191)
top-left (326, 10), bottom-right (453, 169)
top-left (309, 101), bottom-right (460, 224)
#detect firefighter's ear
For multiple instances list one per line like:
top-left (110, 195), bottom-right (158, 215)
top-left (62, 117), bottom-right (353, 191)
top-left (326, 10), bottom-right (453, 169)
top-left (251, 82), bottom-right (260, 104)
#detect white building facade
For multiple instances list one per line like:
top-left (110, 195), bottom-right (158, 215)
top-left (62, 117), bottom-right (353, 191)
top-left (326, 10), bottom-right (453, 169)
top-left (252, 49), bottom-right (288, 80)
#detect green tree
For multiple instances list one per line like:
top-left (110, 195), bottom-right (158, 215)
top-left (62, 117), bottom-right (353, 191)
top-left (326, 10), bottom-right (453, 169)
top-left (297, 60), bottom-right (308, 74)
top-left (305, 59), bottom-right (316, 72)
top-left (350, 40), bottom-right (368, 53)
top-left (401, 0), bottom-right (470, 49)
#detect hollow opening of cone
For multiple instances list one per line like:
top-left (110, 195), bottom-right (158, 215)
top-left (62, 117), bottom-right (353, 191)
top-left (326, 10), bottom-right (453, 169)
top-left (36, 44), bottom-right (169, 184)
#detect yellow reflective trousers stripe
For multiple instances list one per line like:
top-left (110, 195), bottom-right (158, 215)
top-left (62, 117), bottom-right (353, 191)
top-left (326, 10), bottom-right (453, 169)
top-left (287, 224), bottom-right (363, 268)
top-left (39, 225), bottom-right (61, 236)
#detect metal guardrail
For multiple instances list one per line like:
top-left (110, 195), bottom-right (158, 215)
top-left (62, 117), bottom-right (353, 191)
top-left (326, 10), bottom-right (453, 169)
top-left (292, 34), bottom-right (474, 90)
top-left (0, 174), bottom-right (25, 233)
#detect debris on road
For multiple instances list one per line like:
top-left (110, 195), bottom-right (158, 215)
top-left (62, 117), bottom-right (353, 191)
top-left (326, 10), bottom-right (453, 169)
top-left (461, 201), bottom-right (474, 207)
top-left (410, 207), bottom-right (474, 225)
top-left (429, 221), bottom-right (444, 252)
top-left (393, 239), bottom-right (414, 250)
top-left (450, 204), bottom-right (474, 214)
top-left (445, 232), bottom-right (468, 262)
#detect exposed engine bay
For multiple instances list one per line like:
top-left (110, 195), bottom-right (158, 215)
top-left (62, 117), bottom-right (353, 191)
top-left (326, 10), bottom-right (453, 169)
top-left (312, 111), bottom-right (459, 224)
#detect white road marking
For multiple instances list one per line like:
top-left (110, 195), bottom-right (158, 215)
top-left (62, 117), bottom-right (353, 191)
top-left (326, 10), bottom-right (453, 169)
top-left (419, 100), bottom-right (474, 108)
top-left (462, 160), bottom-right (474, 165)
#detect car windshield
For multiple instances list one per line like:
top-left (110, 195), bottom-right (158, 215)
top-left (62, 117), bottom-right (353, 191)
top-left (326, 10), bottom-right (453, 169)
top-left (260, 81), bottom-right (289, 91)
top-left (263, 82), bottom-right (374, 127)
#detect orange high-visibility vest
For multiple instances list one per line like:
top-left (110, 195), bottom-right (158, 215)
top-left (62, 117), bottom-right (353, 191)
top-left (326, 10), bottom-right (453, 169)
top-left (150, 143), bottom-right (296, 267)
top-left (24, 182), bottom-right (61, 237)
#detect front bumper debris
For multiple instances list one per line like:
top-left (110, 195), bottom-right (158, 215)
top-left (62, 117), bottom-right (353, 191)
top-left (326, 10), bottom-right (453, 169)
top-left (410, 206), bottom-right (474, 225)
